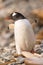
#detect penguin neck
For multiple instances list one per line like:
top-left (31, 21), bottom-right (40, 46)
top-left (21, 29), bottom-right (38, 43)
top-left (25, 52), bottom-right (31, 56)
top-left (15, 19), bottom-right (26, 23)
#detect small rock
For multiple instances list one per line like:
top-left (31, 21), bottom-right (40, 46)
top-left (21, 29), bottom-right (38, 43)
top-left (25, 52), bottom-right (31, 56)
top-left (41, 53), bottom-right (43, 57)
top-left (9, 41), bottom-right (15, 48)
top-left (34, 44), bottom-right (40, 51)
top-left (16, 56), bottom-right (24, 64)
top-left (40, 43), bottom-right (43, 48)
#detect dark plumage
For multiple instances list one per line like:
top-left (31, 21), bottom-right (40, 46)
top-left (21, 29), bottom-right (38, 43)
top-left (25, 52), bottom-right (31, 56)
top-left (9, 12), bottom-right (26, 21)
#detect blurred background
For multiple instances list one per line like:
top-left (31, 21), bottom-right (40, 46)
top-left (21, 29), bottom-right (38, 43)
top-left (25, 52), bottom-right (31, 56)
top-left (0, 0), bottom-right (43, 65)
top-left (0, 0), bottom-right (43, 47)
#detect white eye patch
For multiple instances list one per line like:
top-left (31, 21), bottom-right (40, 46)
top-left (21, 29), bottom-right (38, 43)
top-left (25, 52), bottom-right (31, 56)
top-left (12, 13), bottom-right (16, 16)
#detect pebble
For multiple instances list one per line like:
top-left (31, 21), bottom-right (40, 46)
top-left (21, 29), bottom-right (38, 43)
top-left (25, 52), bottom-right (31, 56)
top-left (34, 44), bottom-right (40, 51)
top-left (9, 42), bottom-right (15, 48)
top-left (8, 62), bottom-right (17, 65)
top-left (0, 46), bottom-right (16, 63)
top-left (34, 42), bottom-right (43, 54)
top-left (16, 56), bottom-right (24, 64)
top-left (8, 56), bottom-right (24, 65)
top-left (40, 43), bottom-right (43, 48)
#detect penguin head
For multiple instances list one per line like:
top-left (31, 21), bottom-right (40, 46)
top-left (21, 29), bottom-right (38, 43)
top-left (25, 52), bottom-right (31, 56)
top-left (6, 12), bottom-right (26, 21)
top-left (5, 12), bottom-right (26, 30)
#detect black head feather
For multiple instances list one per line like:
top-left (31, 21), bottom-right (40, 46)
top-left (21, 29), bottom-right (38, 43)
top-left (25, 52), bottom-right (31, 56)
top-left (9, 12), bottom-right (26, 21)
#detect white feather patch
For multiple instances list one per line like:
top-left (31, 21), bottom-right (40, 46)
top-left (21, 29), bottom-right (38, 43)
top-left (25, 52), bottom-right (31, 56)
top-left (12, 13), bottom-right (16, 16)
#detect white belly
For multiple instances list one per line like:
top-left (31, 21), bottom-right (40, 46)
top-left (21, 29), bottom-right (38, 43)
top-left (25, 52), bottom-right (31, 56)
top-left (14, 19), bottom-right (36, 54)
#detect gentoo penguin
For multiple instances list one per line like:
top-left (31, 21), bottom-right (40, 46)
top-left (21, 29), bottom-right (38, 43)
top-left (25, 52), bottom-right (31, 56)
top-left (6, 12), bottom-right (36, 55)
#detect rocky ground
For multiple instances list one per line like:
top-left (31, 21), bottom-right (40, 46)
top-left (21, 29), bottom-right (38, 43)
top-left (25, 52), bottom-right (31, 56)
top-left (0, 0), bottom-right (43, 65)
